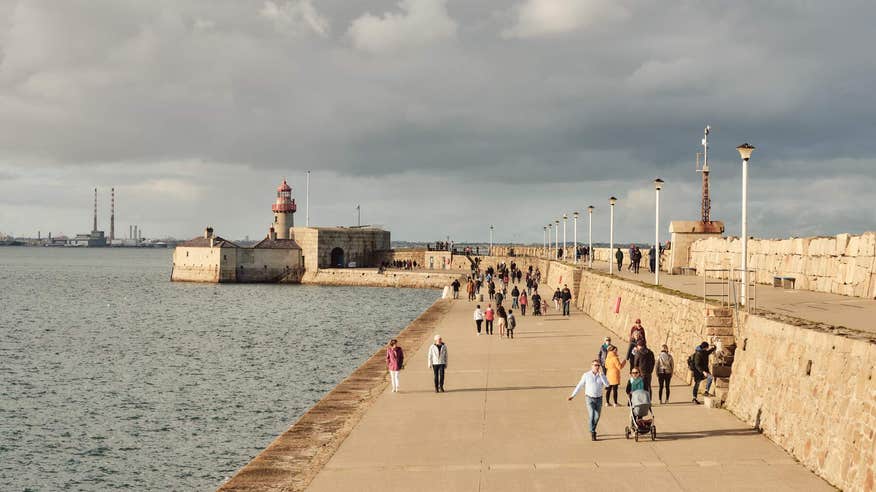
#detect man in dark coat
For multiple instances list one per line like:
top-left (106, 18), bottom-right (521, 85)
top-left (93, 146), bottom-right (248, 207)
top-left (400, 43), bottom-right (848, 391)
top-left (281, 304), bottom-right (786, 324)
top-left (632, 340), bottom-right (656, 396)
top-left (692, 341), bottom-right (717, 404)
top-left (561, 284), bottom-right (573, 316)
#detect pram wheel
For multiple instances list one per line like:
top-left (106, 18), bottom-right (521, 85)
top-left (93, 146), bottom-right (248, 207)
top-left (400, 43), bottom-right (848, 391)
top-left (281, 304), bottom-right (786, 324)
top-left (624, 426), bottom-right (630, 439)
top-left (651, 426), bottom-right (656, 441)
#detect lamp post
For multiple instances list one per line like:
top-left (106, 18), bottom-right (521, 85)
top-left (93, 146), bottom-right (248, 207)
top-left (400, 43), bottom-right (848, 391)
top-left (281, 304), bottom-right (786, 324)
top-left (609, 197), bottom-right (617, 274)
top-left (654, 179), bottom-right (664, 285)
top-left (489, 224), bottom-right (494, 256)
top-left (587, 206), bottom-right (594, 268)
top-left (737, 143), bottom-right (755, 306)
top-left (555, 219), bottom-right (560, 260)
top-left (573, 211), bottom-right (579, 263)
top-left (562, 214), bottom-right (568, 260)
top-left (543, 226), bottom-right (547, 257)
top-left (548, 223), bottom-right (553, 258)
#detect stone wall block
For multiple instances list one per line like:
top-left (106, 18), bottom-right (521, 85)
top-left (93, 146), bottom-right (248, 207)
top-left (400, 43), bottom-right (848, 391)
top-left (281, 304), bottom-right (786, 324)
top-left (835, 233), bottom-right (850, 256)
top-left (706, 316), bottom-right (733, 327)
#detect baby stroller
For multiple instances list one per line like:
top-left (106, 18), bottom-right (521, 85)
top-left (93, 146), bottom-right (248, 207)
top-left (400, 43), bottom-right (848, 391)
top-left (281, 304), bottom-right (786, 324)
top-left (532, 298), bottom-right (542, 316)
top-left (625, 389), bottom-right (656, 441)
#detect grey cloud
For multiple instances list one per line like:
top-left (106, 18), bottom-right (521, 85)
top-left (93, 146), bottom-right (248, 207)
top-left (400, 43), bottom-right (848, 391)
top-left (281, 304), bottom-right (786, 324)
top-left (0, 0), bottom-right (874, 241)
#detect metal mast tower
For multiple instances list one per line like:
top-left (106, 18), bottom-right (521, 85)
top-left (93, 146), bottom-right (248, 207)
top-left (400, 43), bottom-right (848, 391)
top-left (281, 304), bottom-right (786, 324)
top-left (697, 125), bottom-right (712, 223)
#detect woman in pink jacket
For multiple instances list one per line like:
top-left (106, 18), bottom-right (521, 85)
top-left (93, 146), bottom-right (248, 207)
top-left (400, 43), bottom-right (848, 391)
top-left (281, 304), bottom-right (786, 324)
top-left (386, 339), bottom-right (404, 392)
top-left (519, 291), bottom-right (528, 316)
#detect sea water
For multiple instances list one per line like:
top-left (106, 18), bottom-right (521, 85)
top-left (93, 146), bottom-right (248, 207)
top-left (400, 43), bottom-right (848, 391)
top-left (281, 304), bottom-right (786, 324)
top-left (0, 247), bottom-right (438, 490)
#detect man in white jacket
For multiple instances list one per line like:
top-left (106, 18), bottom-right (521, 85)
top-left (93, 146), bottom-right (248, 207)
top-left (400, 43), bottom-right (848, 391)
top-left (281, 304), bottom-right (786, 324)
top-left (473, 305), bottom-right (484, 335)
top-left (568, 360), bottom-right (611, 441)
top-left (427, 334), bottom-right (448, 393)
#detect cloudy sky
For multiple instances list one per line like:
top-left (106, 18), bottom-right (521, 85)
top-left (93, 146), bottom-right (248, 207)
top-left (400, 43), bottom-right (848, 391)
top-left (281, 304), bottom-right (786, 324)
top-left (1, 0), bottom-right (874, 243)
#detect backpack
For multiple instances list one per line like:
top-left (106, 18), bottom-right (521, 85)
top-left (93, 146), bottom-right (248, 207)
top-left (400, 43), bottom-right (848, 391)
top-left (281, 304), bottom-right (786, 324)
top-left (687, 354), bottom-right (696, 372)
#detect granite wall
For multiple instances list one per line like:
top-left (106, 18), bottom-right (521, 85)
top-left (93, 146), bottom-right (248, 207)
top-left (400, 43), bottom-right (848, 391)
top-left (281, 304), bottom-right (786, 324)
top-left (725, 314), bottom-right (876, 492)
top-left (301, 269), bottom-right (462, 289)
top-left (689, 232), bottom-right (876, 298)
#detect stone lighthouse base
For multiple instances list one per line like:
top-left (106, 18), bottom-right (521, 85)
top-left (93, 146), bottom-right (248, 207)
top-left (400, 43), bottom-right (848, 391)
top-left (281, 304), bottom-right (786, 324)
top-left (667, 220), bottom-right (725, 274)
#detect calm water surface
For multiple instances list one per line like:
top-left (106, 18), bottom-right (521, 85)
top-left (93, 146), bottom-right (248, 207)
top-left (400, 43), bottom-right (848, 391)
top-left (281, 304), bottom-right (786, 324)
top-left (0, 248), bottom-right (438, 491)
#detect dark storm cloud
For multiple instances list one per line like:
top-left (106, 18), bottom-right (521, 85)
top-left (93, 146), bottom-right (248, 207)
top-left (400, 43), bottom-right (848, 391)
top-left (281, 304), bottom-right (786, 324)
top-left (0, 0), bottom-right (874, 240)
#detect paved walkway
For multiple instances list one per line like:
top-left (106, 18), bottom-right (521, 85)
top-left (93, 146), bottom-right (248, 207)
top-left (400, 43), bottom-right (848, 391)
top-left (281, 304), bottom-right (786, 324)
top-left (305, 296), bottom-right (831, 491)
top-left (587, 259), bottom-right (876, 336)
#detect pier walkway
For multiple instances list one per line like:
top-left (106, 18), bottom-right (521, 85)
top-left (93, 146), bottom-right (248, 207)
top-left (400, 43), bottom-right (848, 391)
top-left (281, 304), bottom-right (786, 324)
top-left (586, 259), bottom-right (876, 337)
top-left (305, 295), bottom-right (830, 491)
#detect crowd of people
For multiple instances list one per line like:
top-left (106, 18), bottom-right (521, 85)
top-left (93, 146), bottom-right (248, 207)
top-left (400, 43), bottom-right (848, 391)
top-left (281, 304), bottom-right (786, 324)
top-left (385, 259), bottom-right (718, 442)
top-left (569, 316), bottom-right (717, 439)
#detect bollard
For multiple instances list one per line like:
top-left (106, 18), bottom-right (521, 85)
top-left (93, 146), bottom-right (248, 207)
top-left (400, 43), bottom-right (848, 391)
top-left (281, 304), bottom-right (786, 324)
top-left (614, 297), bottom-right (622, 314)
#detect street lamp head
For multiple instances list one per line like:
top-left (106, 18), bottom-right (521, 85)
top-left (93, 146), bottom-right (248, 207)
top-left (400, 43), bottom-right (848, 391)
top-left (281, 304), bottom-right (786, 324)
top-left (563, 214), bottom-right (568, 220)
top-left (490, 225), bottom-right (494, 230)
top-left (609, 196), bottom-right (617, 206)
top-left (736, 143), bottom-right (755, 160)
top-left (654, 178), bottom-right (664, 191)
top-left (573, 211), bottom-right (579, 219)
top-left (555, 219), bottom-right (559, 225)
top-left (587, 205), bottom-right (594, 213)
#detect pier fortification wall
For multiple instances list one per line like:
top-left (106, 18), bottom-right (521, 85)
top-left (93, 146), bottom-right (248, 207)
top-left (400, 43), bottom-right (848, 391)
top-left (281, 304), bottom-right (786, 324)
top-left (572, 266), bottom-right (876, 492)
top-left (725, 314), bottom-right (876, 492)
top-left (688, 232), bottom-right (876, 298)
top-left (301, 269), bottom-right (461, 289)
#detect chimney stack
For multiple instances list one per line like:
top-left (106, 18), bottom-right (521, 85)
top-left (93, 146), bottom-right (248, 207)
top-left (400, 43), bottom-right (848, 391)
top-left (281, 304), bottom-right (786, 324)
top-left (129, 225), bottom-right (132, 240)
top-left (93, 188), bottom-right (98, 232)
top-left (110, 188), bottom-right (115, 241)
top-left (205, 227), bottom-right (214, 239)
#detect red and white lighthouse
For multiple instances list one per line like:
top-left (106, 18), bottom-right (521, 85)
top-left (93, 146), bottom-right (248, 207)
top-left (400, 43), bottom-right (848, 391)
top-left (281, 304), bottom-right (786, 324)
top-left (272, 179), bottom-right (297, 239)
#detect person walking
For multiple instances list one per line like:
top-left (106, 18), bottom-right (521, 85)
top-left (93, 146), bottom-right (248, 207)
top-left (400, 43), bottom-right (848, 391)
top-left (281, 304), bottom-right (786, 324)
top-left (511, 285), bottom-right (520, 308)
top-left (561, 284), bottom-right (572, 316)
top-left (484, 304), bottom-right (495, 335)
top-left (427, 335), bottom-right (448, 393)
top-left (495, 290), bottom-right (504, 307)
top-left (656, 344), bottom-right (674, 404)
top-left (496, 304), bottom-right (508, 337)
top-left (568, 360), bottom-right (611, 441)
top-left (385, 339), bottom-right (404, 392)
top-left (626, 319), bottom-right (647, 363)
top-left (691, 341), bottom-right (716, 404)
top-left (451, 278), bottom-right (461, 299)
top-left (488, 280), bottom-right (496, 301)
top-left (506, 309), bottom-right (516, 339)
top-left (625, 368), bottom-right (645, 402)
top-left (552, 287), bottom-right (562, 311)
top-left (597, 336), bottom-right (612, 373)
top-left (648, 245), bottom-right (656, 273)
top-left (631, 340), bottom-right (655, 396)
top-left (531, 291), bottom-right (542, 316)
top-left (604, 345), bottom-right (625, 406)
top-left (466, 279), bottom-right (476, 301)
top-left (519, 290), bottom-right (528, 316)
top-left (615, 248), bottom-right (624, 272)
top-left (473, 305), bottom-right (484, 335)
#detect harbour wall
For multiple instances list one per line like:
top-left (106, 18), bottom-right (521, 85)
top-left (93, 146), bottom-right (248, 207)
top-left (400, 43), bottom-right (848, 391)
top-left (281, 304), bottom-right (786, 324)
top-left (726, 314), bottom-right (876, 492)
top-left (217, 299), bottom-right (452, 492)
top-left (301, 269), bottom-right (463, 289)
top-left (689, 232), bottom-right (876, 298)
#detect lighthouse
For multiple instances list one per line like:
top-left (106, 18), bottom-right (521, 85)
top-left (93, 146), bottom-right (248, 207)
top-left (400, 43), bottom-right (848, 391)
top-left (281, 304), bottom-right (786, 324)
top-left (272, 179), bottom-right (297, 239)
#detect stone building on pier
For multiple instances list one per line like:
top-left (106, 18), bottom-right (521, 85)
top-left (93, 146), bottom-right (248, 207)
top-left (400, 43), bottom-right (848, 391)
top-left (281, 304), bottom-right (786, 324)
top-left (171, 179), bottom-right (389, 283)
